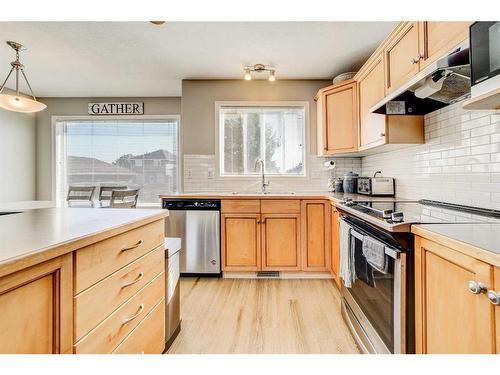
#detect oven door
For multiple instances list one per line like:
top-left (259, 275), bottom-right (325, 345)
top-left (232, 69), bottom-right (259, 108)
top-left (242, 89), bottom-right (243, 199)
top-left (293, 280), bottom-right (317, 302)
top-left (341, 219), bottom-right (406, 354)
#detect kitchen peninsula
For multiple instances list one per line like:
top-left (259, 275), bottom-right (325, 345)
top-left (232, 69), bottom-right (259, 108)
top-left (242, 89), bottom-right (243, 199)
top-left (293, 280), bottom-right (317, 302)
top-left (0, 207), bottom-right (168, 354)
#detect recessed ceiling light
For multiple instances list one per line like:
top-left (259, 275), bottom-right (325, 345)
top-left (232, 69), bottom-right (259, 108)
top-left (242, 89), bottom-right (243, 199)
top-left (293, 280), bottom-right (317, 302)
top-left (150, 21), bottom-right (166, 25)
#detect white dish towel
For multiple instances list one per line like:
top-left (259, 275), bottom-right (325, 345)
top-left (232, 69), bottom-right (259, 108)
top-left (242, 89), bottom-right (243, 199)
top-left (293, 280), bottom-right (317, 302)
top-left (339, 219), bottom-right (355, 288)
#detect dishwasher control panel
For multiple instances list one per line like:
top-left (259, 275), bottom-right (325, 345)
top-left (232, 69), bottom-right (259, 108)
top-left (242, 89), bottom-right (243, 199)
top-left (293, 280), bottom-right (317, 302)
top-left (162, 199), bottom-right (221, 210)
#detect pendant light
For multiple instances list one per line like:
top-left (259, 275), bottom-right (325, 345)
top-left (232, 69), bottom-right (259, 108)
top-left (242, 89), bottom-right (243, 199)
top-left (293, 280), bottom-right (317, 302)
top-left (0, 41), bottom-right (46, 113)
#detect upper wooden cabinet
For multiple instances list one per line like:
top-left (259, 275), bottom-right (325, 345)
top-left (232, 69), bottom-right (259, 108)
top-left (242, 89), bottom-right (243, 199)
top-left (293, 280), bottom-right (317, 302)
top-left (316, 80), bottom-right (358, 155)
top-left (357, 51), bottom-right (424, 150)
top-left (384, 22), bottom-right (421, 94)
top-left (358, 52), bottom-right (387, 148)
top-left (419, 21), bottom-right (471, 69)
top-left (415, 236), bottom-right (495, 354)
top-left (0, 254), bottom-right (73, 354)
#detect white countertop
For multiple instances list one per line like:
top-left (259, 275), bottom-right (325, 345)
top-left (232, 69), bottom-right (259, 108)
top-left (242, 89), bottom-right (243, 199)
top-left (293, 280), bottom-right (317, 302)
top-left (0, 207), bottom-right (168, 277)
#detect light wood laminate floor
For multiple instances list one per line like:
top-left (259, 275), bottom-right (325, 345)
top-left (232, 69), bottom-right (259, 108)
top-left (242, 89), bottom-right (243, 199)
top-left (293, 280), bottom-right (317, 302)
top-left (167, 278), bottom-right (359, 354)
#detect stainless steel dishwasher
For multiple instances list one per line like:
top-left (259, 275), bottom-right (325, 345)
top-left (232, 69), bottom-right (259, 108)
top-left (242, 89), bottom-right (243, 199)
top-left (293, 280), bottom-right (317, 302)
top-left (162, 199), bottom-right (221, 276)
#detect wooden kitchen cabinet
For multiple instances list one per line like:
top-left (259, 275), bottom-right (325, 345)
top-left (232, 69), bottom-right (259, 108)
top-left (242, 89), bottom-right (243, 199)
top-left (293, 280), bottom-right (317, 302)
top-left (0, 254), bottom-right (73, 354)
top-left (415, 236), bottom-right (495, 354)
top-left (418, 21), bottom-right (471, 69)
top-left (330, 206), bottom-right (341, 288)
top-left (261, 213), bottom-right (301, 271)
top-left (384, 21), bottom-right (421, 94)
top-left (302, 200), bottom-right (331, 272)
top-left (221, 213), bottom-right (262, 271)
top-left (316, 80), bottom-right (358, 155)
top-left (356, 51), bottom-right (425, 150)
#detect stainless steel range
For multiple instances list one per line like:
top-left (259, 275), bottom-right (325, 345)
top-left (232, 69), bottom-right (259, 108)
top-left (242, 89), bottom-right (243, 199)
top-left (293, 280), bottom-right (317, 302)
top-left (336, 198), bottom-right (500, 354)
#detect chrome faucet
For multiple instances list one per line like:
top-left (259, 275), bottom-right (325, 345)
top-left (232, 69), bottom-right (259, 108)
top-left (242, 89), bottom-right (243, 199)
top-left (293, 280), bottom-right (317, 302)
top-left (254, 158), bottom-right (270, 194)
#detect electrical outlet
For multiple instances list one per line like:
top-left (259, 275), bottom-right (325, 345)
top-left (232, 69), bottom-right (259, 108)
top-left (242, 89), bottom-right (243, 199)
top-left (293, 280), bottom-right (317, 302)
top-left (186, 170), bottom-right (193, 179)
top-left (207, 170), bottom-right (214, 179)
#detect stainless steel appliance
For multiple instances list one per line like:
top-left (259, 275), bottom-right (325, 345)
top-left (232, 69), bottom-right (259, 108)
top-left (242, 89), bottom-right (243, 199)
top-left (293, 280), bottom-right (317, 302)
top-left (336, 198), bottom-right (500, 353)
top-left (164, 237), bottom-right (181, 350)
top-left (371, 40), bottom-right (471, 115)
top-left (357, 173), bottom-right (395, 196)
top-left (470, 22), bottom-right (500, 99)
top-left (162, 199), bottom-right (221, 276)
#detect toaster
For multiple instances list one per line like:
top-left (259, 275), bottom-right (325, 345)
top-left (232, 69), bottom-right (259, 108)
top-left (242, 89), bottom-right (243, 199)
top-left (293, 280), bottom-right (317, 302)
top-left (357, 176), bottom-right (395, 196)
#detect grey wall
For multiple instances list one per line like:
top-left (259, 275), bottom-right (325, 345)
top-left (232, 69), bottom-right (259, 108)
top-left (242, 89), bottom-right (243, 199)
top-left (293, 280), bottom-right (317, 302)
top-left (0, 109), bottom-right (36, 202)
top-left (35, 97), bottom-right (181, 200)
top-left (181, 79), bottom-right (331, 156)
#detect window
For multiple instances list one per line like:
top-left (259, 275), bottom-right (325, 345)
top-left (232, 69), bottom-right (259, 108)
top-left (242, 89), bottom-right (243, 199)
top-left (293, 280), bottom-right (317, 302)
top-left (55, 117), bottom-right (179, 205)
top-left (218, 104), bottom-right (306, 176)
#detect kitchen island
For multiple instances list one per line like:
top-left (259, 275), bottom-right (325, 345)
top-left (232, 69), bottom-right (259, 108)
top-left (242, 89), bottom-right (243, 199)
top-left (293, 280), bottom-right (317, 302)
top-left (0, 207), bottom-right (168, 354)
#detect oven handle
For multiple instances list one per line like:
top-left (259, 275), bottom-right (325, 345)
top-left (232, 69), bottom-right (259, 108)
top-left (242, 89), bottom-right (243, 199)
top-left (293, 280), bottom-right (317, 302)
top-left (350, 228), bottom-right (400, 260)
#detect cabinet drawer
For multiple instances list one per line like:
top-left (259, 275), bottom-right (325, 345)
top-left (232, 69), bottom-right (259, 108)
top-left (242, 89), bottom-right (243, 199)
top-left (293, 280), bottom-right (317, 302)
top-left (74, 272), bottom-right (165, 354)
top-left (113, 299), bottom-right (166, 354)
top-left (261, 200), bottom-right (300, 214)
top-left (221, 200), bottom-right (260, 213)
top-left (75, 246), bottom-right (164, 341)
top-left (75, 220), bottom-right (164, 294)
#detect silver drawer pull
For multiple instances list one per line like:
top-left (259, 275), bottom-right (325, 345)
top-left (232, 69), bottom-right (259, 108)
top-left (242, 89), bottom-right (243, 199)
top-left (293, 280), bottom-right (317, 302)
top-left (122, 304), bottom-right (145, 325)
top-left (487, 290), bottom-right (500, 305)
top-left (121, 271), bottom-right (144, 288)
top-left (121, 240), bottom-right (143, 252)
top-left (468, 280), bottom-right (487, 295)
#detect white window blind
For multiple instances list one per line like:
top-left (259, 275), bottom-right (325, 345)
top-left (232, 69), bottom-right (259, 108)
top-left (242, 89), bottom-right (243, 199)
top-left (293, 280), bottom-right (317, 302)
top-left (55, 118), bottom-right (179, 205)
top-left (219, 105), bottom-right (306, 176)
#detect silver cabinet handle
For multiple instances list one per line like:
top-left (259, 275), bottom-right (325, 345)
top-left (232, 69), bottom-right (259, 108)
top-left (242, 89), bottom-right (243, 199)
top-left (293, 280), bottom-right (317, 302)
top-left (121, 271), bottom-right (144, 288)
top-left (411, 54), bottom-right (422, 65)
top-left (121, 240), bottom-right (143, 252)
top-left (380, 133), bottom-right (386, 137)
top-left (487, 290), bottom-right (500, 305)
top-left (122, 304), bottom-right (145, 325)
top-left (468, 280), bottom-right (488, 294)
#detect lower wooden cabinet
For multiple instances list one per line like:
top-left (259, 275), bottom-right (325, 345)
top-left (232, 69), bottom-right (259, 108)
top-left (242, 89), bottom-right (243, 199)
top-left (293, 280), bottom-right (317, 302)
top-left (301, 200), bottom-right (331, 272)
top-left (415, 236), bottom-right (495, 354)
top-left (221, 199), bottom-right (333, 273)
top-left (261, 213), bottom-right (301, 271)
top-left (330, 206), bottom-right (341, 288)
top-left (221, 213), bottom-right (262, 271)
top-left (0, 254), bottom-right (73, 354)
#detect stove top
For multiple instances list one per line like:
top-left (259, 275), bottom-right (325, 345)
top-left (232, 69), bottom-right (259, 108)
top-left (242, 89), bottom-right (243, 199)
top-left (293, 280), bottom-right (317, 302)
top-left (337, 198), bottom-right (500, 232)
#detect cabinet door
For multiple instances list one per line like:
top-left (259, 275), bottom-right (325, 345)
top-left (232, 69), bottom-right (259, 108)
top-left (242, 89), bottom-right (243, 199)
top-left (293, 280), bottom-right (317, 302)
top-left (301, 200), bottom-right (331, 272)
top-left (261, 213), bottom-right (301, 271)
top-left (330, 207), bottom-right (341, 288)
top-left (419, 21), bottom-right (471, 69)
top-left (322, 81), bottom-right (358, 154)
top-left (221, 213), bottom-right (261, 271)
top-left (358, 53), bottom-right (387, 149)
top-left (415, 236), bottom-right (494, 354)
top-left (385, 21), bottom-right (421, 94)
top-left (0, 254), bottom-right (73, 354)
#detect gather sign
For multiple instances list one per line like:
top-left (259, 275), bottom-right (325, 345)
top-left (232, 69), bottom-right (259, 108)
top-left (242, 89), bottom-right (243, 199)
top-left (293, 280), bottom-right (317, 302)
top-left (88, 102), bottom-right (144, 115)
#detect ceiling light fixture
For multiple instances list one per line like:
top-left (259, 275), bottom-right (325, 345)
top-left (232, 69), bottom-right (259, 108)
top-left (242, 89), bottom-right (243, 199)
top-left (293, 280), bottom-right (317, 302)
top-left (243, 64), bottom-right (276, 82)
top-left (150, 21), bottom-right (166, 25)
top-left (0, 41), bottom-right (46, 113)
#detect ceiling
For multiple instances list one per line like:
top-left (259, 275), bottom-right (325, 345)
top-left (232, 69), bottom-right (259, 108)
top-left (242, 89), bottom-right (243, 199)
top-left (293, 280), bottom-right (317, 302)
top-left (0, 22), bottom-right (396, 97)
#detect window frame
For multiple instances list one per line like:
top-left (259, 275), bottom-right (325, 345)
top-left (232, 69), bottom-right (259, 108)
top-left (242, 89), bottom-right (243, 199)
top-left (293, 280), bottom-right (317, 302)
top-left (215, 101), bottom-right (309, 179)
top-left (52, 114), bottom-right (181, 207)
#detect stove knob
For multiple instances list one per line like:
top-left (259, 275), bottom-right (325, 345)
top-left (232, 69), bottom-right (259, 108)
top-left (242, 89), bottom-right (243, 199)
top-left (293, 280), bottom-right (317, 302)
top-left (391, 212), bottom-right (404, 222)
top-left (194, 202), bottom-right (199, 206)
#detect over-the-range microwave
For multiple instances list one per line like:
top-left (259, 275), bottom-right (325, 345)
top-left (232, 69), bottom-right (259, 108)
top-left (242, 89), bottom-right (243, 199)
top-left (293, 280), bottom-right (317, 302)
top-left (469, 21), bottom-right (500, 98)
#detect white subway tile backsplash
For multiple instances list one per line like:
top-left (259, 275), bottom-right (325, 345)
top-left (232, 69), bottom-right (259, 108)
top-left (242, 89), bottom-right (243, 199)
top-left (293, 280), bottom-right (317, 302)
top-left (183, 154), bottom-right (362, 193)
top-left (362, 102), bottom-right (500, 208)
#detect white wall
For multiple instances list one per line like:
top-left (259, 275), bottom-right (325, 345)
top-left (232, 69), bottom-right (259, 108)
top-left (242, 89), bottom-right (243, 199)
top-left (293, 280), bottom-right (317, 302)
top-left (0, 109), bottom-right (36, 202)
top-left (362, 102), bottom-right (500, 209)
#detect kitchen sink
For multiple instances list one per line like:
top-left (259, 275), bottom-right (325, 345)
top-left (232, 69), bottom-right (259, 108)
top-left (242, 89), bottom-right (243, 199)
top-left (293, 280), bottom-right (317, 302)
top-left (231, 191), bottom-right (296, 195)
